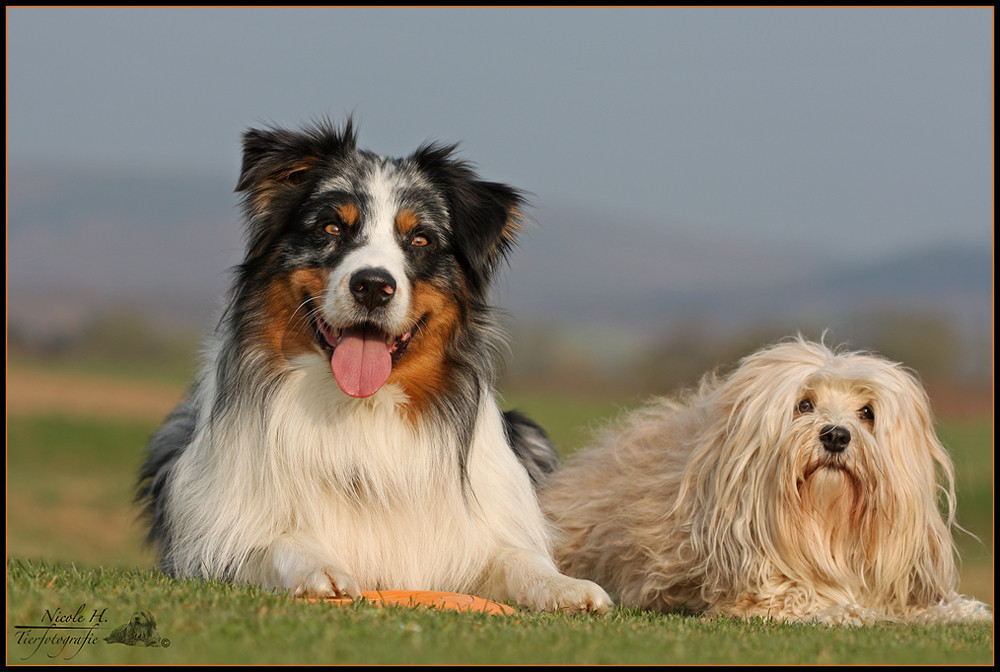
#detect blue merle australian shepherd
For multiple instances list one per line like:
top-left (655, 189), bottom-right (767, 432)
top-left (138, 118), bottom-right (610, 612)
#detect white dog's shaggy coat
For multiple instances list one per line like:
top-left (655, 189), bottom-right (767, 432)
top-left (542, 338), bottom-right (992, 625)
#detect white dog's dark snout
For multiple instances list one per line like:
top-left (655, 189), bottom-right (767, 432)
top-left (350, 267), bottom-right (397, 311)
top-left (819, 424), bottom-right (851, 453)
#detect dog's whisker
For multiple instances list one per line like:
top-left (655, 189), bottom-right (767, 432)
top-left (287, 293), bottom-right (324, 328)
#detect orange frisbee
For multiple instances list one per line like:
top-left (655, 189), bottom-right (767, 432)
top-left (309, 590), bottom-right (516, 615)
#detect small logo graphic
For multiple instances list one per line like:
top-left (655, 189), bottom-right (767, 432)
top-left (13, 605), bottom-right (169, 660)
top-left (13, 604), bottom-right (108, 660)
top-left (105, 610), bottom-right (170, 648)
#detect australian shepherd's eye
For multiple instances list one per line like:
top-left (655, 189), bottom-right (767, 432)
top-left (324, 222), bottom-right (341, 236)
top-left (410, 233), bottom-right (430, 248)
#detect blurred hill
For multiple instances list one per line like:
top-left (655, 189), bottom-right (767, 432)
top-left (7, 165), bottom-right (993, 391)
top-left (501, 206), bottom-right (992, 391)
top-left (7, 166), bottom-right (243, 333)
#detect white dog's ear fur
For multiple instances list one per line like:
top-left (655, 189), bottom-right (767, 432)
top-left (869, 358), bottom-right (963, 605)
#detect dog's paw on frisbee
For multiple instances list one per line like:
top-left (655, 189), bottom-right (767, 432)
top-left (309, 590), bottom-right (516, 615)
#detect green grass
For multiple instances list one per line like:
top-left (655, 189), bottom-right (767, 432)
top-left (7, 351), bottom-right (199, 388)
top-left (6, 415), bottom-right (158, 568)
top-left (500, 388), bottom-right (644, 458)
top-left (6, 560), bottom-right (994, 666)
top-left (931, 419), bottom-right (995, 584)
top-left (5, 392), bottom-right (994, 665)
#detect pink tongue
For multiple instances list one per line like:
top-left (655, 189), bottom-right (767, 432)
top-left (330, 327), bottom-right (393, 398)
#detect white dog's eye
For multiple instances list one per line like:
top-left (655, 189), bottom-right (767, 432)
top-left (859, 405), bottom-right (874, 422)
top-left (796, 398), bottom-right (814, 414)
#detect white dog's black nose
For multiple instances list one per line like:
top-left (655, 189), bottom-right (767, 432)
top-left (350, 267), bottom-right (396, 310)
top-left (819, 425), bottom-right (851, 453)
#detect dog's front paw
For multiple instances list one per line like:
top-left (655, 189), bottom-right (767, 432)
top-left (289, 567), bottom-right (362, 599)
top-left (527, 575), bottom-right (613, 614)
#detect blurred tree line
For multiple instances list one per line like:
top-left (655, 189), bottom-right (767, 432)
top-left (7, 309), bottom-right (202, 385)
top-left (503, 308), bottom-right (991, 398)
top-left (7, 306), bottom-right (990, 396)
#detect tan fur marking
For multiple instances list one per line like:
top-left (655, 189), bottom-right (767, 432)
top-left (503, 207), bottom-right (526, 241)
top-left (336, 202), bottom-right (360, 227)
top-left (389, 281), bottom-right (463, 415)
top-left (250, 157), bottom-right (320, 213)
top-left (259, 269), bottom-right (328, 361)
top-left (279, 156), bottom-right (320, 183)
top-left (395, 209), bottom-right (420, 235)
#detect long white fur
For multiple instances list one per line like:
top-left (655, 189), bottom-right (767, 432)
top-left (542, 337), bottom-right (992, 625)
top-left (161, 350), bottom-right (609, 611)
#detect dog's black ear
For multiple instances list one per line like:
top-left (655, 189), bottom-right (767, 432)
top-left (236, 118), bottom-right (358, 215)
top-left (235, 118), bottom-right (358, 258)
top-left (412, 143), bottom-right (526, 295)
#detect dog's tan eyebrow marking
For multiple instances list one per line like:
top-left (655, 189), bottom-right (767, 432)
top-left (395, 209), bottom-right (420, 235)
top-left (336, 202), bottom-right (360, 226)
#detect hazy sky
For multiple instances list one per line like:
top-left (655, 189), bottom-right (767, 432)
top-left (7, 7), bottom-right (994, 261)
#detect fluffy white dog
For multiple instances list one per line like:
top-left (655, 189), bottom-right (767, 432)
top-left (542, 338), bottom-right (992, 625)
